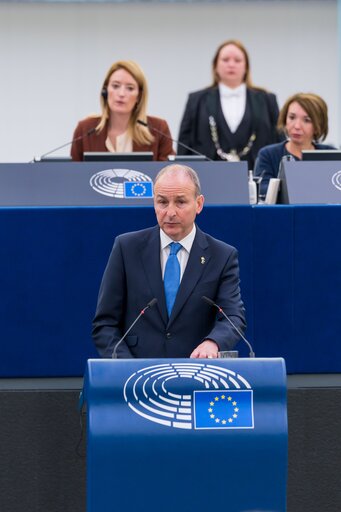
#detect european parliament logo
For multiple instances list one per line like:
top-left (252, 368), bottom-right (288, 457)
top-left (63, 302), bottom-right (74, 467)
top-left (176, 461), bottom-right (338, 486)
top-left (194, 390), bottom-right (253, 429)
top-left (124, 181), bottom-right (153, 198)
top-left (123, 363), bottom-right (255, 430)
top-left (89, 168), bottom-right (153, 198)
top-left (331, 170), bottom-right (341, 191)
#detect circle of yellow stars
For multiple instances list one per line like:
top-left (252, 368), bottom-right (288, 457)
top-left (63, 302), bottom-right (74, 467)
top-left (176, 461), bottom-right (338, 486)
top-left (208, 394), bottom-right (239, 424)
top-left (130, 183), bottom-right (147, 197)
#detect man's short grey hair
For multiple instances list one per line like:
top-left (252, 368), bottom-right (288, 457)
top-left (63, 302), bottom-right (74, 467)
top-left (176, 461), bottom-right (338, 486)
top-left (154, 164), bottom-right (202, 196)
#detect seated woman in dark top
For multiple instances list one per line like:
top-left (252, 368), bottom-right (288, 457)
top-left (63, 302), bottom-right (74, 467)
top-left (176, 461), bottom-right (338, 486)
top-left (71, 60), bottom-right (174, 161)
top-left (254, 92), bottom-right (334, 198)
top-left (177, 39), bottom-right (281, 169)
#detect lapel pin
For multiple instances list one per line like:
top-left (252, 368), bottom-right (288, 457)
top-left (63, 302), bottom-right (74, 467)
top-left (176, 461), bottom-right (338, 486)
top-left (201, 257), bottom-right (206, 265)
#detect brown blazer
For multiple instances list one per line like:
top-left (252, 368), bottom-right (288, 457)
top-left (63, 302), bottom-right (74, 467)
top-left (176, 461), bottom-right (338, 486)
top-left (70, 115), bottom-right (174, 161)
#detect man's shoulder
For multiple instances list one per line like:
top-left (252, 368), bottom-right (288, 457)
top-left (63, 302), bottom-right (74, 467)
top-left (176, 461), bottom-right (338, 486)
top-left (197, 227), bottom-right (237, 254)
top-left (117, 226), bottom-right (158, 245)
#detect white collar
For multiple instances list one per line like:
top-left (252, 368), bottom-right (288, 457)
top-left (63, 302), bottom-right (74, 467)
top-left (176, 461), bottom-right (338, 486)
top-left (160, 224), bottom-right (196, 253)
top-left (219, 82), bottom-right (246, 99)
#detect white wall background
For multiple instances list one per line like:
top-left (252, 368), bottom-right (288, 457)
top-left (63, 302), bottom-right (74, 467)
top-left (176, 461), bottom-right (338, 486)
top-left (0, 1), bottom-right (338, 162)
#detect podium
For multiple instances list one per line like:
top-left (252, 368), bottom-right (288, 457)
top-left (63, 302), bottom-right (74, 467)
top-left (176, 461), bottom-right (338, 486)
top-left (82, 358), bottom-right (287, 512)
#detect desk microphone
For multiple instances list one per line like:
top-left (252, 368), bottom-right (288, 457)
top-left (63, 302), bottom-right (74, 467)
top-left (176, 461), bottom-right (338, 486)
top-left (202, 296), bottom-right (255, 358)
top-left (112, 298), bottom-right (158, 359)
top-left (30, 127), bottom-right (96, 163)
top-left (137, 119), bottom-right (212, 161)
top-left (281, 154), bottom-right (295, 163)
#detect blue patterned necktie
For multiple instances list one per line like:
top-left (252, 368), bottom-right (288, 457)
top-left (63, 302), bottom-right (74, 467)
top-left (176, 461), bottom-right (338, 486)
top-left (164, 242), bottom-right (182, 317)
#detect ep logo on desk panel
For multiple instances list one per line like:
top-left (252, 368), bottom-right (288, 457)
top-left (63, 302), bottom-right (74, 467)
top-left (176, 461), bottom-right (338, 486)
top-left (331, 170), bottom-right (341, 191)
top-left (123, 362), bottom-right (254, 430)
top-left (89, 168), bottom-right (153, 198)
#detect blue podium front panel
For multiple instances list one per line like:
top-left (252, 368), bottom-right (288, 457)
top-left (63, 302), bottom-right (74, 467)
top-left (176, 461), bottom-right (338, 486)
top-left (83, 358), bottom-right (287, 512)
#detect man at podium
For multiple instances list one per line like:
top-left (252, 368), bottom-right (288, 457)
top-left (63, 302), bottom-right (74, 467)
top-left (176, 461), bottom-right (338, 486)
top-left (92, 164), bottom-right (246, 359)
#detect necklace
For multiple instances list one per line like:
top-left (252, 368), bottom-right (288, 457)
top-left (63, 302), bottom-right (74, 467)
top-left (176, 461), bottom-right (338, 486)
top-left (209, 115), bottom-right (256, 162)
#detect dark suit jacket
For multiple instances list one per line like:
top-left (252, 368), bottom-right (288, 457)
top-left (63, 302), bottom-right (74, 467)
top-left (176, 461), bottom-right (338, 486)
top-left (70, 115), bottom-right (174, 161)
top-left (92, 225), bottom-right (246, 358)
top-left (178, 86), bottom-right (281, 169)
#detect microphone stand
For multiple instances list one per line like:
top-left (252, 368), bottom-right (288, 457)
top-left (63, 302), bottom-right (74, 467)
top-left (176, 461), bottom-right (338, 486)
top-left (30, 127), bottom-right (96, 163)
top-left (202, 296), bottom-right (255, 358)
top-left (112, 298), bottom-right (158, 359)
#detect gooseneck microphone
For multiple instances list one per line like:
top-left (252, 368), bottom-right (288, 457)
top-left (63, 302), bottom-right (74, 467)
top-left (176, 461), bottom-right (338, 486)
top-left (30, 127), bottom-right (96, 163)
top-left (137, 119), bottom-right (212, 161)
top-left (202, 296), bottom-right (255, 358)
top-left (112, 298), bottom-right (158, 359)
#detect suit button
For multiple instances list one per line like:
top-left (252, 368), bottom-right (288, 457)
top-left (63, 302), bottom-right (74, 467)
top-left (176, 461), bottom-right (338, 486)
top-left (166, 332), bottom-right (171, 340)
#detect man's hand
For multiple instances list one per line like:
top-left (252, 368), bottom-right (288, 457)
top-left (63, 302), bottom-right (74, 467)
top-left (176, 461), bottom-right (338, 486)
top-left (190, 339), bottom-right (219, 359)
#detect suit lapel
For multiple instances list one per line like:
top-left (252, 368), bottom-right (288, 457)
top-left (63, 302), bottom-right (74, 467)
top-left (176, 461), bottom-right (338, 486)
top-left (140, 226), bottom-right (168, 325)
top-left (248, 88), bottom-right (263, 133)
top-left (206, 87), bottom-right (220, 120)
top-left (168, 227), bottom-right (210, 326)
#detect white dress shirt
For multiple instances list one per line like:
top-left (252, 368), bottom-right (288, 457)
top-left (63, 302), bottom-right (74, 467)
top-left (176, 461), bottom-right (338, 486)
top-left (219, 82), bottom-right (247, 134)
top-left (160, 225), bottom-right (196, 281)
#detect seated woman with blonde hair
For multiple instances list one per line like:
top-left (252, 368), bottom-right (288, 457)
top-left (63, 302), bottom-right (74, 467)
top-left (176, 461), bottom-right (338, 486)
top-left (71, 60), bottom-right (174, 161)
top-left (254, 92), bottom-right (334, 198)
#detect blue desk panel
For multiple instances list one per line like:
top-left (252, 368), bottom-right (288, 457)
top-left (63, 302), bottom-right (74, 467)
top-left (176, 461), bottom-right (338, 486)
top-left (0, 205), bottom-right (340, 376)
top-left (253, 206), bottom-right (295, 361)
top-left (83, 358), bottom-right (287, 512)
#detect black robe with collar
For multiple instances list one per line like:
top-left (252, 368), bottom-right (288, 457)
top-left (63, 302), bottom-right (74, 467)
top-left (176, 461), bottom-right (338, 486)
top-left (178, 86), bottom-right (281, 169)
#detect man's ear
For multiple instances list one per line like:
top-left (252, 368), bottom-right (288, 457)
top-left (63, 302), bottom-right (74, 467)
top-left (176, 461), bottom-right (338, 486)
top-left (196, 195), bottom-right (205, 214)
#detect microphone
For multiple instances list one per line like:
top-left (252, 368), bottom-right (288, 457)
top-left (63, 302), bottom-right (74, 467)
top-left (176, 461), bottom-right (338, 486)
top-left (281, 154), bottom-right (295, 163)
top-left (137, 119), bottom-right (212, 161)
top-left (112, 298), bottom-right (158, 359)
top-left (202, 296), bottom-right (255, 358)
top-left (30, 127), bottom-right (96, 163)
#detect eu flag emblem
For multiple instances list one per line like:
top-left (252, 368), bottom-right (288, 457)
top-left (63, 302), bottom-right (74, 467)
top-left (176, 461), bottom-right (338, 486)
top-left (124, 181), bottom-right (153, 198)
top-left (194, 390), bottom-right (254, 429)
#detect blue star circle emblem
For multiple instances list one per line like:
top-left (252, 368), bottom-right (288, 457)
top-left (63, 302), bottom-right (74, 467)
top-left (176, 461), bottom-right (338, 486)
top-left (130, 183), bottom-right (147, 196)
top-left (124, 181), bottom-right (153, 198)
